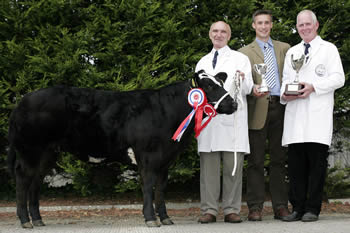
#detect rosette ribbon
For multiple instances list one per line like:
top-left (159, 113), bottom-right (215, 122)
top-left (172, 88), bottom-right (217, 142)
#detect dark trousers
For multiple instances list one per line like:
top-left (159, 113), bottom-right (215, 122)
top-left (288, 143), bottom-right (329, 215)
top-left (247, 101), bottom-right (288, 213)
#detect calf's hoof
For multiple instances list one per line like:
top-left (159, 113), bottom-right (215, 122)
top-left (21, 222), bottom-right (33, 229)
top-left (32, 219), bottom-right (45, 227)
top-left (161, 218), bottom-right (174, 225)
top-left (145, 220), bottom-right (161, 227)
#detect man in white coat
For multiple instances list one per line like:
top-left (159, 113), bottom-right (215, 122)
top-left (280, 10), bottom-right (345, 222)
top-left (196, 21), bottom-right (253, 223)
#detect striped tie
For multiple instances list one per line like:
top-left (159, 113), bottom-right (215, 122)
top-left (263, 44), bottom-right (276, 89)
top-left (212, 51), bottom-right (218, 69)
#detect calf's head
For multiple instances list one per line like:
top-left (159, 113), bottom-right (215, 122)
top-left (192, 70), bottom-right (237, 114)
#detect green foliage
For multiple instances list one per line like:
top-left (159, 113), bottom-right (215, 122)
top-left (0, 153), bottom-right (15, 200)
top-left (169, 136), bottom-right (200, 184)
top-left (114, 165), bottom-right (140, 193)
top-left (0, 0), bottom-right (349, 198)
top-left (57, 153), bottom-right (93, 196)
top-left (325, 166), bottom-right (350, 198)
top-left (114, 179), bottom-right (140, 194)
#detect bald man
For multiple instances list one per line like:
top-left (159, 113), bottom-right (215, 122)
top-left (196, 21), bottom-right (253, 224)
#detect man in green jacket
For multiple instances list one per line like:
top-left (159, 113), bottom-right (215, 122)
top-left (238, 9), bottom-right (290, 221)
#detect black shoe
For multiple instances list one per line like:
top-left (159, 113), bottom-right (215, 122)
top-left (301, 212), bottom-right (318, 222)
top-left (282, 211), bottom-right (303, 222)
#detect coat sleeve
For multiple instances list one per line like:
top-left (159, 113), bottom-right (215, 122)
top-left (240, 55), bottom-right (254, 95)
top-left (313, 44), bottom-right (345, 95)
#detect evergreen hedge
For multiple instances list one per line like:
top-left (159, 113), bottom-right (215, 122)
top-left (0, 0), bottom-right (349, 198)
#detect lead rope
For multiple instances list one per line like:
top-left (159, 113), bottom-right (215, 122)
top-left (232, 71), bottom-right (243, 176)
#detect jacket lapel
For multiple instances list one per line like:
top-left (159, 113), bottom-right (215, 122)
top-left (251, 41), bottom-right (264, 62)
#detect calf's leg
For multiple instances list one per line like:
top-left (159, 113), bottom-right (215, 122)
top-left (28, 176), bottom-right (45, 226)
top-left (155, 169), bottom-right (173, 225)
top-left (15, 160), bottom-right (35, 228)
top-left (28, 149), bottom-right (57, 227)
top-left (141, 169), bottom-right (160, 227)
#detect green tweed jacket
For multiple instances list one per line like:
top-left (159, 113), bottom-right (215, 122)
top-left (239, 40), bottom-right (290, 130)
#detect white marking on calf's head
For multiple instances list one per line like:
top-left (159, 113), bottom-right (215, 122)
top-left (198, 72), bottom-right (223, 87)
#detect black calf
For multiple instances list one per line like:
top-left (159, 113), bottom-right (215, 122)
top-left (7, 71), bottom-right (237, 228)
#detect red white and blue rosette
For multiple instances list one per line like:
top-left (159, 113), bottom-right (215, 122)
top-left (172, 88), bottom-right (217, 141)
top-left (187, 88), bottom-right (205, 107)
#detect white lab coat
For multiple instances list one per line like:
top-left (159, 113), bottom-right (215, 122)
top-left (281, 36), bottom-right (345, 146)
top-left (195, 45), bottom-right (254, 153)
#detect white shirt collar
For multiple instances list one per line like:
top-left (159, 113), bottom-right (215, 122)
top-left (211, 45), bottom-right (230, 56)
top-left (302, 35), bottom-right (321, 47)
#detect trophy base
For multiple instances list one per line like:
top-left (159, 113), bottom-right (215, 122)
top-left (285, 83), bottom-right (304, 96)
top-left (258, 86), bottom-right (269, 93)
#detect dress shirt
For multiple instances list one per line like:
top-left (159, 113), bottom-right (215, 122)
top-left (256, 38), bottom-right (281, 96)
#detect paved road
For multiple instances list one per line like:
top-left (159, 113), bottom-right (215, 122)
top-left (1, 214), bottom-right (350, 233)
top-left (1, 201), bottom-right (350, 233)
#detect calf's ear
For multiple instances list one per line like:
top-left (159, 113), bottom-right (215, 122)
top-left (215, 72), bottom-right (227, 82)
top-left (197, 69), bottom-right (205, 74)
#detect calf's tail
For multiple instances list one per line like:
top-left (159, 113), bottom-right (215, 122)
top-left (7, 144), bottom-right (16, 178)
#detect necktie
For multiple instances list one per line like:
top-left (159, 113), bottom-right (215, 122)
top-left (212, 51), bottom-right (218, 69)
top-left (304, 43), bottom-right (310, 55)
top-left (263, 44), bottom-right (276, 89)
top-left (304, 43), bottom-right (310, 63)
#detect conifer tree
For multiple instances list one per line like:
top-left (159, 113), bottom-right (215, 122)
top-left (0, 0), bottom-right (348, 197)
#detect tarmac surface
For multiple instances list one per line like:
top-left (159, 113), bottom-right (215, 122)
top-left (1, 200), bottom-right (350, 233)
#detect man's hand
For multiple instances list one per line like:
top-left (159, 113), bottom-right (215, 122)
top-left (298, 82), bottom-right (315, 98)
top-left (236, 70), bottom-right (245, 80)
top-left (252, 84), bottom-right (269, 97)
top-left (282, 82), bottom-right (314, 101)
top-left (282, 93), bottom-right (299, 102)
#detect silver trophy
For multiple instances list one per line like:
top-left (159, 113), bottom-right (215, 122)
top-left (254, 63), bottom-right (269, 93)
top-left (285, 53), bottom-right (305, 95)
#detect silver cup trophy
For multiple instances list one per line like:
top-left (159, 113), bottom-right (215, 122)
top-left (285, 53), bottom-right (306, 95)
top-left (254, 63), bottom-right (269, 93)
